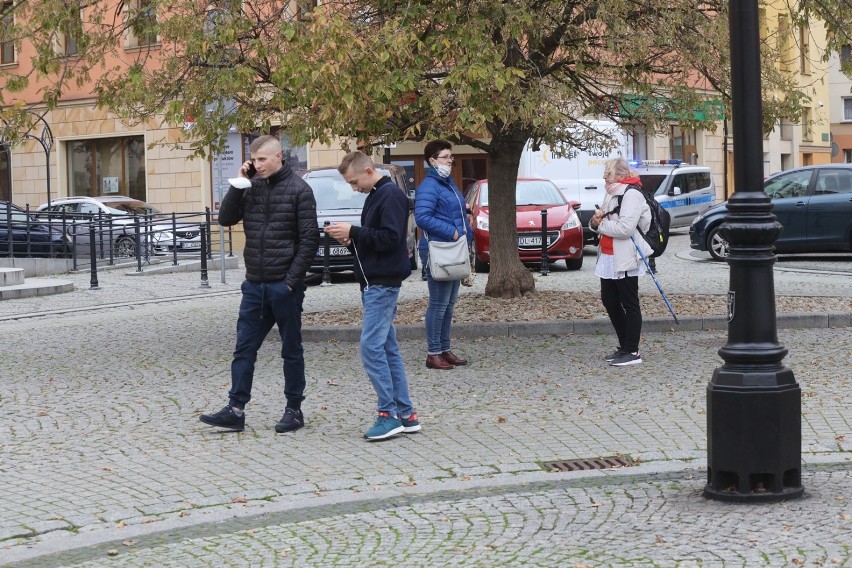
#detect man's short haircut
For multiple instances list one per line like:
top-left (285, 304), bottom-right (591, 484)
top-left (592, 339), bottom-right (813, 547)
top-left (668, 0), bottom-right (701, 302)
top-left (424, 139), bottom-right (452, 161)
top-left (338, 151), bottom-right (373, 175)
top-left (249, 135), bottom-right (282, 154)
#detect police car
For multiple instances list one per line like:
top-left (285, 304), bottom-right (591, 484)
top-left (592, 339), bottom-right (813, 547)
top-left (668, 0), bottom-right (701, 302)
top-left (631, 160), bottom-right (716, 228)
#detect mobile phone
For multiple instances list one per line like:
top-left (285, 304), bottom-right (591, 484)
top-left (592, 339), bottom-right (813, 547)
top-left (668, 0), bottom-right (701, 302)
top-left (245, 163), bottom-right (257, 179)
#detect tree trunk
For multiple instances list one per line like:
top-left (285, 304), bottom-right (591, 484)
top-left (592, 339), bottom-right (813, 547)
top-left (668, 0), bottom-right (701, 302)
top-left (483, 133), bottom-right (535, 298)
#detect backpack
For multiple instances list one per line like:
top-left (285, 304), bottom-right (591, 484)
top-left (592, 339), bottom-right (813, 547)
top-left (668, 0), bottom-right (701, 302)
top-left (614, 185), bottom-right (671, 258)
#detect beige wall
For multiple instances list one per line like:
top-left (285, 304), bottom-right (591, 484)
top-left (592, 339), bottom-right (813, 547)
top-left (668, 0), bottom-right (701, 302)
top-left (8, 102), bottom-right (206, 214)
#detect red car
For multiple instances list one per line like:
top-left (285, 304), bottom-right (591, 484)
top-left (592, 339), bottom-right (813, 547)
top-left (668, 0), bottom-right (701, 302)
top-left (464, 178), bottom-right (584, 272)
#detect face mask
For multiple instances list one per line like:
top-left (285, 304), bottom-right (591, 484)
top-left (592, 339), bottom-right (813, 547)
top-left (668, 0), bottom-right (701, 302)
top-left (433, 164), bottom-right (452, 178)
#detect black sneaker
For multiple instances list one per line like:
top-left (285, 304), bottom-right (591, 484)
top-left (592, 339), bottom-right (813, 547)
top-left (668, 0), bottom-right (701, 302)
top-left (605, 347), bottom-right (625, 362)
top-left (275, 408), bottom-right (304, 433)
top-left (200, 406), bottom-right (245, 431)
top-left (610, 352), bottom-right (642, 366)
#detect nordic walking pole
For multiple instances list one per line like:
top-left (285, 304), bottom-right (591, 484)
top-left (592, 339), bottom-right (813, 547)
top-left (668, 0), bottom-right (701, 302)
top-left (632, 236), bottom-right (679, 324)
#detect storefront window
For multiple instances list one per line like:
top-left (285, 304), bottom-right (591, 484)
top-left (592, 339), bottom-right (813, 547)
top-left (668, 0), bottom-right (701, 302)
top-left (66, 136), bottom-right (146, 200)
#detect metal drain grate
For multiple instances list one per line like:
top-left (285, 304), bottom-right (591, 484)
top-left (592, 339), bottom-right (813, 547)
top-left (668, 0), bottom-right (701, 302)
top-left (541, 455), bottom-right (634, 472)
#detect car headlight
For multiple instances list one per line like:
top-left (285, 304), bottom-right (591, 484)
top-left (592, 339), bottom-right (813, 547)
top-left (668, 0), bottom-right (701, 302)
top-left (153, 231), bottom-right (175, 242)
top-left (561, 213), bottom-right (581, 231)
top-left (476, 215), bottom-right (489, 231)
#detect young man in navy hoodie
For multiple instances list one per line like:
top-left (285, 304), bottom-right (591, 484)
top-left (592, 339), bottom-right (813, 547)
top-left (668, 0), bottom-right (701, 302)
top-left (325, 151), bottom-right (421, 441)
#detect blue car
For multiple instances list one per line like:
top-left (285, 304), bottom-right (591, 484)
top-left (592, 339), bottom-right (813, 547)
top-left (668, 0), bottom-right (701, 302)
top-left (690, 165), bottom-right (852, 260)
top-left (0, 201), bottom-right (70, 258)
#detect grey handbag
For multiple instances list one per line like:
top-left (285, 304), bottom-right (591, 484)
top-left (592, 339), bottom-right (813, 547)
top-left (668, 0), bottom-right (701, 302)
top-left (426, 235), bottom-right (471, 281)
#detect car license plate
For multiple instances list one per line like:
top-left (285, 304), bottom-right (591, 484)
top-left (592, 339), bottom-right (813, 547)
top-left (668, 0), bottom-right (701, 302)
top-left (316, 246), bottom-right (350, 256)
top-left (518, 236), bottom-right (542, 246)
top-left (180, 242), bottom-right (201, 249)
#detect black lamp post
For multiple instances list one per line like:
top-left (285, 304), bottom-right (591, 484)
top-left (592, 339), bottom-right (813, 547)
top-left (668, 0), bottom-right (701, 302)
top-left (0, 111), bottom-right (54, 208)
top-left (704, 0), bottom-right (803, 502)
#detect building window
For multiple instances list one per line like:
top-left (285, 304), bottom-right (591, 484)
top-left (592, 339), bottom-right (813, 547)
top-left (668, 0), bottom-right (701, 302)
top-left (66, 136), bottom-right (146, 200)
top-left (845, 149), bottom-right (852, 163)
top-left (801, 108), bottom-right (813, 141)
top-left (670, 126), bottom-right (696, 162)
top-left (1, 0), bottom-right (14, 64)
top-left (799, 24), bottom-right (810, 75)
top-left (844, 98), bottom-right (852, 121)
top-left (59, 8), bottom-right (83, 56)
top-left (840, 45), bottom-right (851, 65)
top-left (0, 143), bottom-right (10, 202)
top-left (777, 15), bottom-right (791, 71)
top-left (126, 0), bottom-right (158, 48)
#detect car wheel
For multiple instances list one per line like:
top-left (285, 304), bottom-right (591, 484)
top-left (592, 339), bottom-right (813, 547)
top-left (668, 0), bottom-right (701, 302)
top-left (564, 255), bottom-right (583, 270)
top-left (472, 242), bottom-right (489, 273)
top-left (707, 226), bottom-right (729, 261)
top-left (49, 243), bottom-right (71, 259)
top-left (116, 236), bottom-right (136, 258)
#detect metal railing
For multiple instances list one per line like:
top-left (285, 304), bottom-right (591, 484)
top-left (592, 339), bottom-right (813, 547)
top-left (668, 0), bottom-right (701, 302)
top-left (2, 206), bottom-right (234, 277)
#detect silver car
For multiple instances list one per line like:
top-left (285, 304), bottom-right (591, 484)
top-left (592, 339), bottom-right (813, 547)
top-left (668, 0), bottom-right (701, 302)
top-left (36, 196), bottom-right (201, 257)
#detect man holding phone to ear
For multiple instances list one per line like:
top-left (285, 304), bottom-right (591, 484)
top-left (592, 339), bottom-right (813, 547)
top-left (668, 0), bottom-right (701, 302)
top-left (200, 135), bottom-right (318, 433)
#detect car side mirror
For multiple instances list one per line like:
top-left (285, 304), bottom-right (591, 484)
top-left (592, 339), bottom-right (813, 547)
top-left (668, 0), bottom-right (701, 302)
top-left (670, 186), bottom-right (682, 196)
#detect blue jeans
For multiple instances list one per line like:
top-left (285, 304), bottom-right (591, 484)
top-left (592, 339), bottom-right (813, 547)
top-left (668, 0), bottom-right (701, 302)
top-left (229, 279), bottom-right (306, 409)
top-left (420, 248), bottom-right (460, 355)
top-left (360, 285), bottom-right (413, 418)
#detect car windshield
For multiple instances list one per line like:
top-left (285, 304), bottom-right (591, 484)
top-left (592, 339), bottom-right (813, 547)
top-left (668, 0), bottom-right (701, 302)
top-left (305, 178), bottom-right (368, 210)
top-left (478, 181), bottom-right (566, 207)
top-left (0, 204), bottom-right (32, 223)
top-left (104, 201), bottom-right (161, 215)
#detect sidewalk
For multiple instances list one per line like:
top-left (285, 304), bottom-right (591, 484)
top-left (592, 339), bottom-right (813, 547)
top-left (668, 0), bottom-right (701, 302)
top-left (1, 236), bottom-right (850, 566)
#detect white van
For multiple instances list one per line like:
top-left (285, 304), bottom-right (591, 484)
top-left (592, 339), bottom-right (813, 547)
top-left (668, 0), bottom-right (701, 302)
top-left (518, 121), bottom-right (632, 244)
top-left (631, 160), bottom-right (716, 228)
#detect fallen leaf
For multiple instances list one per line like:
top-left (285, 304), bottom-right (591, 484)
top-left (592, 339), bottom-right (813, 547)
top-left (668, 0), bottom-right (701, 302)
top-left (38, 411), bottom-right (48, 417)
top-left (840, 514), bottom-right (852, 521)
top-left (102, 467), bottom-right (113, 472)
top-left (497, 416), bottom-right (506, 423)
top-left (655, 535), bottom-right (665, 544)
top-left (107, 549), bottom-right (119, 557)
top-left (115, 521), bottom-right (125, 528)
top-left (791, 559), bottom-right (804, 566)
top-left (179, 511), bottom-right (190, 517)
top-left (231, 497), bottom-right (247, 504)
top-left (122, 540), bottom-right (137, 547)
top-left (782, 525), bottom-right (792, 532)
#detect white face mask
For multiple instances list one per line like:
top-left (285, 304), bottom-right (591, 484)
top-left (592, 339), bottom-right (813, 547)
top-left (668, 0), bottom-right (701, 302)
top-left (433, 164), bottom-right (452, 178)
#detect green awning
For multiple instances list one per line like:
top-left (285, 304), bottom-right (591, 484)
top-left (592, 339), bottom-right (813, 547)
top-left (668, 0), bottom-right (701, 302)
top-left (616, 96), bottom-right (725, 121)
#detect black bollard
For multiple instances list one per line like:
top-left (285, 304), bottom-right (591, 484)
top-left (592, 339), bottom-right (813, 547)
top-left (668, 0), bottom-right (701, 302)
top-left (199, 224), bottom-right (210, 288)
top-left (540, 208), bottom-right (549, 276)
top-left (134, 218), bottom-right (143, 273)
top-left (88, 225), bottom-right (99, 290)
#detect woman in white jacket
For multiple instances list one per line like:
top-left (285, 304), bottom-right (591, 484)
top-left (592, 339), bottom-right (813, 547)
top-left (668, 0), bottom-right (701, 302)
top-left (590, 158), bottom-right (653, 366)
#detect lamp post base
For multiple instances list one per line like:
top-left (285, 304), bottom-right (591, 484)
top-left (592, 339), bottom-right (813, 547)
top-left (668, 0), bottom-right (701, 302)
top-left (704, 368), bottom-right (803, 502)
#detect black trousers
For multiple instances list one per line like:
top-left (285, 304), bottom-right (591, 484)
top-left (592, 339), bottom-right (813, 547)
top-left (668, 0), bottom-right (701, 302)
top-left (600, 275), bottom-right (642, 353)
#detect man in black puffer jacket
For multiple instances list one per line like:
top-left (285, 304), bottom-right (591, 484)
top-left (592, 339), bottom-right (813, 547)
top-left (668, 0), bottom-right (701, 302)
top-left (200, 135), bottom-right (318, 434)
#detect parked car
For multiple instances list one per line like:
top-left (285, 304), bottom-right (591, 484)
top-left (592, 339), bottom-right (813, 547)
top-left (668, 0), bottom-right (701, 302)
top-left (36, 196), bottom-right (201, 257)
top-left (303, 165), bottom-right (417, 272)
top-left (465, 178), bottom-right (584, 272)
top-left (690, 164), bottom-right (852, 260)
top-left (0, 201), bottom-right (70, 258)
top-left (631, 160), bottom-right (716, 228)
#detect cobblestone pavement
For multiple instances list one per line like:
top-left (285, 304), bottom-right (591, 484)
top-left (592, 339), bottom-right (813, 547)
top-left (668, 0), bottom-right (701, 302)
top-left (1, 234), bottom-right (850, 566)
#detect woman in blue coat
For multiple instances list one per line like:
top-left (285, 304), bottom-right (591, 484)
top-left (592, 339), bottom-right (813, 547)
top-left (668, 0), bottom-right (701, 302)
top-left (415, 140), bottom-right (474, 370)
